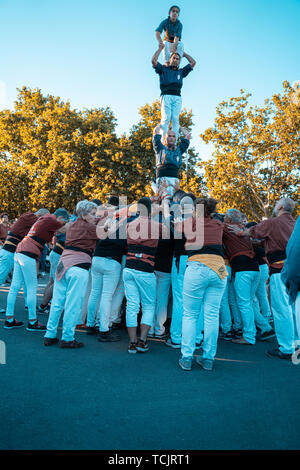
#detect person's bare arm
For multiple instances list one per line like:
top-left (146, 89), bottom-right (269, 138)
top-left (155, 31), bottom-right (164, 46)
top-left (152, 43), bottom-right (164, 67)
top-left (179, 126), bottom-right (191, 140)
top-left (183, 52), bottom-right (196, 68)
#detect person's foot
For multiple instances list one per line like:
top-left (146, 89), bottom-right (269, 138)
top-left (232, 336), bottom-right (253, 345)
top-left (232, 328), bottom-right (243, 338)
top-left (36, 304), bottom-right (49, 314)
top-left (147, 332), bottom-right (155, 338)
top-left (26, 320), bottom-right (46, 331)
top-left (136, 339), bottom-right (149, 353)
top-left (75, 324), bottom-right (87, 331)
top-left (111, 322), bottom-right (122, 331)
top-left (155, 332), bottom-right (169, 340)
top-left (3, 319), bottom-right (24, 329)
top-left (257, 328), bottom-right (276, 341)
top-left (267, 348), bottom-right (292, 360)
top-left (44, 337), bottom-right (59, 346)
top-left (86, 326), bottom-right (99, 335)
top-left (165, 338), bottom-right (181, 349)
top-left (128, 342), bottom-right (137, 354)
top-left (0, 308), bottom-right (6, 314)
top-left (220, 331), bottom-right (234, 341)
top-left (60, 340), bottom-right (84, 349)
top-left (97, 330), bottom-right (121, 342)
top-left (196, 356), bottom-right (214, 371)
top-left (178, 357), bottom-right (192, 371)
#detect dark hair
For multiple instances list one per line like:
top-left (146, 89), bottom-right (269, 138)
top-left (212, 212), bottom-right (225, 223)
top-left (169, 5), bottom-right (180, 14)
top-left (91, 199), bottom-right (102, 206)
top-left (194, 197), bottom-right (218, 217)
top-left (137, 197), bottom-right (152, 216)
top-left (246, 222), bottom-right (257, 228)
top-left (172, 189), bottom-right (186, 201)
top-left (107, 195), bottom-right (120, 207)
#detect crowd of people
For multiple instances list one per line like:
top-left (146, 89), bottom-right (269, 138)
top-left (0, 193), bottom-right (299, 371)
top-left (0, 6), bottom-right (299, 371)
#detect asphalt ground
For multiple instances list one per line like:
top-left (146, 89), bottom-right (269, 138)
top-left (0, 278), bottom-right (299, 451)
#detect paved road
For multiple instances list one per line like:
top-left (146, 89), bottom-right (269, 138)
top-left (0, 280), bottom-right (299, 450)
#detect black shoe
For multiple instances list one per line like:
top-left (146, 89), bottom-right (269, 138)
top-left (44, 337), bottom-right (59, 346)
top-left (86, 326), bottom-right (99, 335)
top-left (232, 329), bottom-right (243, 338)
top-left (4, 319), bottom-right (24, 329)
top-left (257, 328), bottom-right (276, 341)
top-left (37, 304), bottom-right (49, 314)
top-left (154, 332), bottom-right (169, 340)
top-left (220, 331), bottom-right (234, 341)
top-left (97, 331), bottom-right (121, 342)
top-left (26, 320), bottom-right (46, 331)
top-left (267, 348), bottom-right (292, 360)
top-left (60, 339), bottom-right (84, 349)
top-left (136, 339), bottom-right (150, 353)
top-left (111, 322), bottom-right (122, 331)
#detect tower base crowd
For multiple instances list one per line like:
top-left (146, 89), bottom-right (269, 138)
top-left (0, 193), bottom-right (299, 372)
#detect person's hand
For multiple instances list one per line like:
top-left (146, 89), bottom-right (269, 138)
top-left (227, 224), bottom-right (241, 234)
top-left (153, 124), bottom-right (162, 135)
top-left (159, 41), bottom-right (165, 50)
top-left (180, 126), bottom-right (191, 139)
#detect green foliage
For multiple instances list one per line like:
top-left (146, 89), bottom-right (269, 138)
top-left (0, 88), bottom-right (204, 215)
top-left (200, 82), bottom-right (300, 220)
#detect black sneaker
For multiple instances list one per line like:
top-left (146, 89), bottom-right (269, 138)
top-left (267, 348), bottom-right (292, 360)
top-left (97, 330), bottom-right (121, 342)
top-left (44, 337), bottom-right (59, 346)
top-left (4, 319), bottom-right (24, 329)
top-left (155, 332), bottom-right (169, 340)
top-left (26, 320), bottom-right (46, 331)
top-left (136, 339), bottom-right (150, 353)
top-left (86, 326), bottom-right (99, 335)
top-left (37, 304), bottom-right (49, 314)
top-left (60, 339), bottom-right (84, 349)
top-left (257, 328), bottom-right (276, 341)
top-left (220, 331), bottom-right (234, 341)
top-left (232, 329), bottom-right (243, 338)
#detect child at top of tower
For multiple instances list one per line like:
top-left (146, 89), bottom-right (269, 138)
top-left (155, 5), bottom-right (184, 64)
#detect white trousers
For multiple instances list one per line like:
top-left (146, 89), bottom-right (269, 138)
top-left (123, 268), bottom-right (156, 328)
top-left (270, 273), bottom-right (295, 354)
top-left (149, 271), bottom-right (171, 335)
top-left (6, 253), bottom-right (37, 321)
top-left (86, 257), bottom-right (122, 332)
top-left (0, 249), bottom-right (14, 285)
top-left (160, 94), bottom-right (182, 138)
top-left (163, 40), bottom-right (184, 63)
top-left (45, 266), bottom-right (89, 341)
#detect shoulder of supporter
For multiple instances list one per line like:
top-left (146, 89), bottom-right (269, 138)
top-left (249, 218), bottom-right (273, 239)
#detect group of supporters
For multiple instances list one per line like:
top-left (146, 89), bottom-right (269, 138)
top-left (0, 192), bottom-right (299, 372)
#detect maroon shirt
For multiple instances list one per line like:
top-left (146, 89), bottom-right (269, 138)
top-left (9, 211), bottom-right (38, 239)
top-left (0, 223), bottom-right (9, 243)
top-left (249, 213), bottom-right (295, 255)
top-left (64, 218), bottom-right (98, 253)
top-left (126, 216), bottom-right (164, 272)
top-left (17, 214), bottom-right (64, 259)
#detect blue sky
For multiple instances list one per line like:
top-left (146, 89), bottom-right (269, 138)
top-left (1, 0), bottom-right (299, 161)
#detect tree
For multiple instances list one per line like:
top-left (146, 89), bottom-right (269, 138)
top-left (200, 82), bottom-right (300, 220)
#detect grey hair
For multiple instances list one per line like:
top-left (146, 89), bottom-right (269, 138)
top-left (75, 200), bottom-right (98, 218)
top-left (274, 197), bottom-right (295, 214)
top-left (226, 208), bottom-right (242, 223)
top-left (53, 208), bottom-right (70, 221)
top-left (35, 208), bottom-right (50, 217)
